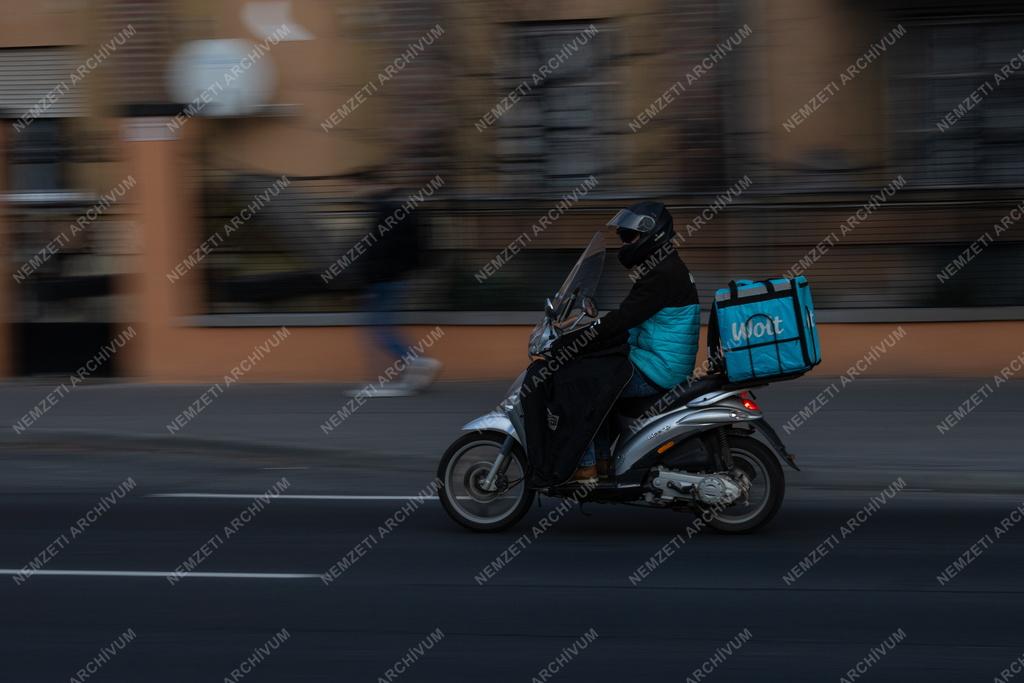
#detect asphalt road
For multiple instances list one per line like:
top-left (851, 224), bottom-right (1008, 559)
top-left (3, 378), bottom-right (1024, 495)
top-left (1, 448), bottom-right (1023, 682)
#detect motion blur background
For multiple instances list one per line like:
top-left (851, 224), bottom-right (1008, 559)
top-left (1, 0), bottom-right (1022, 381)
top-left (3, 6), bottom-right (1024, 680)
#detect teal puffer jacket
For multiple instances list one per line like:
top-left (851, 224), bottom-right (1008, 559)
top-left (627, 303), bottom-right (701, 389)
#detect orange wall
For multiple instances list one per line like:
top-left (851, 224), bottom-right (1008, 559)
top-left (131, 325), bottom-right (524, 383)
top-left (0, 2), bottom-right (86, 48)
top-left (123, 117), bottom-right (202, 379)
top-left (121, 320), bottom-right (1024, 383)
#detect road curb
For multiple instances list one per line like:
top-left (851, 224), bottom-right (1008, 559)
top-left (0, 429), bottom-right (343, 459)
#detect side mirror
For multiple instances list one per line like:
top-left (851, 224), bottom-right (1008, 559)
top-left (582, 297), bottom-right (597, 318)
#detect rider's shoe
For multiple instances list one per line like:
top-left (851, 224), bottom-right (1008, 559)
top-left (571, 466), bottom-right (598, 484)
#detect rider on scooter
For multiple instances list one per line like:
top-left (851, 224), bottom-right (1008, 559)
top-left (571, 201), bottom-right (701, 482)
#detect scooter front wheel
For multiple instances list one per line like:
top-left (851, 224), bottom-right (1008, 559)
top-left (437, 431), bottom-right (535, 532)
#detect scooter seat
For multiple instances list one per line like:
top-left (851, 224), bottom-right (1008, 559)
top-left (615, 373), bottom-right (728, 418)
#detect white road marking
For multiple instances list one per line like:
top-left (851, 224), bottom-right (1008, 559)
top-left (0, 569), bottom-right (318, 579)
top-left (148, 493), bottom-right (439, 501)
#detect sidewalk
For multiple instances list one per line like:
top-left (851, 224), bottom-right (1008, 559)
top-left (0, 378), bottom-right (1020, 494)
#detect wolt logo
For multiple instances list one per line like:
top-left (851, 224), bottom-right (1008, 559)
top-left (731, 316), bottom-right (784, 343)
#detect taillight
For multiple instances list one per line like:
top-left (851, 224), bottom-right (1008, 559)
top-left (740, 391), bottom-right (760, 412)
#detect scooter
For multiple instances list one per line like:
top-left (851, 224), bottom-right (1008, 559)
top-left (437, 232), bottom-right (800, 533)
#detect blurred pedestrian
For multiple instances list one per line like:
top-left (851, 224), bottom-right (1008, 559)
top-left (352, 188), bottom-right (441, 397)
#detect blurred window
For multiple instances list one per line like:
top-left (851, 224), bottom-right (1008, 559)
top-left (496, 22), bottom-right (612, 192)
top-left (8, 119), bottom-right (68, 192)
top-left (891, 22), bottom-right (1024, 186)
top-left (0, 46), bottom-right (85, 191)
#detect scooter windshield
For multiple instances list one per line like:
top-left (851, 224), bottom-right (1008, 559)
top-left (527, 231), bottom-right (605, 357)
top-left (549, 231), bottom-right (605, 321)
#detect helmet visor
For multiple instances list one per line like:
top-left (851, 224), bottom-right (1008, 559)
top-left (607, 209), bottom-right (657, 233)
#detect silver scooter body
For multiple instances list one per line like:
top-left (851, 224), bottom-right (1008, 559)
top-left (611, 391), bottom-right (763, 476)
top-left (461, 377), bottom-right (792, 480)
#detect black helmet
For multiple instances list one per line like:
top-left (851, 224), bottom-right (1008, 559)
top-left (607, 201), bottom-right (675, 268)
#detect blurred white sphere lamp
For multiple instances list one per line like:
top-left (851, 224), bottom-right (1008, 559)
top-left (169, 39), bottom-right (276, 117)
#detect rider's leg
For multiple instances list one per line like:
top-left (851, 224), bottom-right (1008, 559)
top-left (579, 441), bottom-right (597, 467)
top-left (620, 368), bottom-right (663, 398)
top-left (573, 425), bottom-right (605, 483)
top-left (590, 367), bottom-right (661, 476)
top-left (575, 367), bottom-right (664, 482)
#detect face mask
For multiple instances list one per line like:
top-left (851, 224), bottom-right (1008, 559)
top-left (617, 224), bottom-right (675, 269)
top-left (618, 237), bottom-right (651, 268)
top-left (616, 228), bottom-right (640, 244)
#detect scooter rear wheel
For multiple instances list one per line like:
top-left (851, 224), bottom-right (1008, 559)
top-left (437, 431), bottom-right (535, 532)
top-left (705, 435), bottom-right (785, 533)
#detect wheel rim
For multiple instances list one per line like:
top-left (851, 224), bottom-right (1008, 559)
top-left (444, 438), bottom-right (527, 526)
top-left (712, 448), bottom-right (771, 525)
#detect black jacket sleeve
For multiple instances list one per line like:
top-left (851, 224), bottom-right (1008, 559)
top-left (593, 270), bottom-right (669, 345)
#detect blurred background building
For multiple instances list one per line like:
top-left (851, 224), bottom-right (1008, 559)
top-left (0, 0), bottom-right (1022, 380)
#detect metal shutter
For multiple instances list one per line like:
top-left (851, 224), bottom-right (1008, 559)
top-left (0, 47), bottom-right (87, 119)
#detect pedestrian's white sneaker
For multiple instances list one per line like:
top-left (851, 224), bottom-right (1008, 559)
top-left (367, 384), bottom-right (415, 397)
top-left (346, 382), bottom-right (414, 398)
top-left (348, 358), bottom-right (441, 397)
top-left (405, 357), bottom-right (442, 391)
